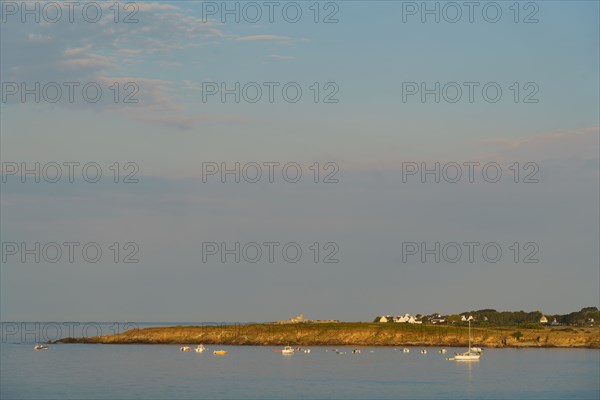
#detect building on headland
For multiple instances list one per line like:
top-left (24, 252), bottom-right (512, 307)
top-left (290, 314), bottom-right (304, 323)
top-left (274, 314), bottom-right (339, 324)
top-left (540, 315), bottom-right (548, 324)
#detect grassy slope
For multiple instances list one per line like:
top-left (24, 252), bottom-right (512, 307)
top-left (57, 323), bottom-right (600, 348)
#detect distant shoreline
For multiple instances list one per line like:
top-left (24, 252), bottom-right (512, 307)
top-left (55, 322), bottom-right (600, 349)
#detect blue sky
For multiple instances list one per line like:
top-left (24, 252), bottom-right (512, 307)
top-left (1, 1), bottom-right (599, 321)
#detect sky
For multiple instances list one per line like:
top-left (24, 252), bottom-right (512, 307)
top-left (1, 0), bottom-right (599, 322)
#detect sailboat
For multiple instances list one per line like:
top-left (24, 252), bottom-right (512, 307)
top-left (453, 317), bottom-right (481, 361)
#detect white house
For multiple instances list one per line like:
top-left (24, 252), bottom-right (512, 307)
top-left (539, 315), bottom-right (548, 324)
top-left (378, 316), bottom-right (389, 323)
top-left (392, 314), bottom-right (423, 324)
top-left (395, 314), bottom-right (409, 323)
top-left (393, 314), bottom-right (422, 324)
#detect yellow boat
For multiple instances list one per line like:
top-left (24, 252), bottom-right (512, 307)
top-left (213, 350), bottom-right (228, 355)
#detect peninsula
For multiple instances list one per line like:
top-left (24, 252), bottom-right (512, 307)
top-left (57, 322), bottom-right (599, 348)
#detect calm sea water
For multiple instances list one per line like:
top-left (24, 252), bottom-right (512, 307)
top-left (1, 323), bottom-right (599, 399)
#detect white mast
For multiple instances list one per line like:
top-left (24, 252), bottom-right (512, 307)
top-left (467, 315), bottom-right (474, 352)
top-left (468, 318), bottom-right (471, 352)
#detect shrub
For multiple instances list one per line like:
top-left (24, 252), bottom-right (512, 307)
top-left (511, 331), bottom-right (523, 340)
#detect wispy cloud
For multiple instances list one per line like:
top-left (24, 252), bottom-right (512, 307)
top-left (0, 2), bottom-right (232, 125)
top-left (482, 126), bottom-right (599, 150)
top-left (3, 2), bottom-right (305, 129)
top-left (481, 126), bottom-right (599, 162)
top-left (97, 76), bottom-right (181, 112)
top-left (334, 126), bottom-right (600, 173)
top-left (60, 54), bottom-right (118, 70)
top-left (27, 33), bottom-right (52, 43)
top-left (64, 46), bottom-right (92, 56)
top-left (117, 48), bottom-right (144, 55)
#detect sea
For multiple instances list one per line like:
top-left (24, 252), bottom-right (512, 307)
top-left (1, 322), bottom-right (598, 399)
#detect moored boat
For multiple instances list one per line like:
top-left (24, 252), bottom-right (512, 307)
top-left (453, 351), bottom-right (481, 361)
top-left (195, 344), bottom-right (206, 353)
top-left (453, 317), bottom-right (481, 361)
top-left (213, 350), bottom-right (228, 355)
top-left (33, 344), bottom-right (48, 350)
top-left (281, 346), bottom-right (294, 355)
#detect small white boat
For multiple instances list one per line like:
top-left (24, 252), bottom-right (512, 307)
top-left (453, 352), bottom-right (480, 361)
top-left (439, 349), bottom-right (447, 354)
top-left (303, 349), bottom-right (311, 354)
top-left (402, 348), bottom-right (410, 353)
top-left (33, 344), bottom-right (48, 350)
top-left (179, 346), bottom-right (191, 352)
top-left (352, 349), bottom-right (361, 354)
top-left (195, 344), bottom-right (206, 353)
top-left (420, 349), bottom-right (427, 354)
top-left (281, 346), bottom-right (294, 355)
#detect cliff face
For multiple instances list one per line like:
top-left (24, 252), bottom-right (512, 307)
top-left (57, 323), bottom-right (600, 348)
